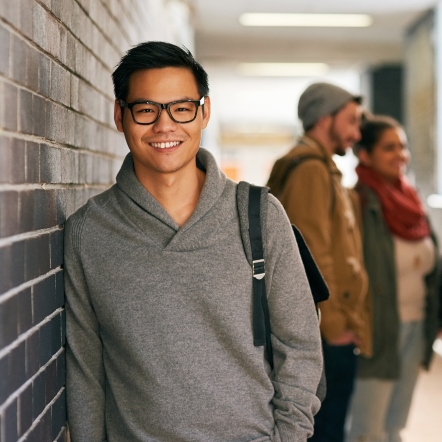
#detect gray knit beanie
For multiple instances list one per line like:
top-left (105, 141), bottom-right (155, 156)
top-left (298, 82), bottom-right (362, 131)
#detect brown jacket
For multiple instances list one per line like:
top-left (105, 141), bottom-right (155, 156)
top-left (267, 136), bottom-right (372, 355)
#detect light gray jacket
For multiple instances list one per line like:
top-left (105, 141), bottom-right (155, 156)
top-left (65, 148), bottom-right (322, 442)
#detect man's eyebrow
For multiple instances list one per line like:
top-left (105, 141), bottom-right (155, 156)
top-left (129, 96), bottom-right (199, 103)
top-left (129, 97), bottom-right (154, 103)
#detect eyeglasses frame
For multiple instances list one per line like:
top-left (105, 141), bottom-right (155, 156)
top-left (119, 96), bottom-right (205, 125)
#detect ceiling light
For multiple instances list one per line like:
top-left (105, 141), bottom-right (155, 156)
top-left (238, 63), bottom-right (330, 77)
top-left (239, 13), bottom-right (373, 28)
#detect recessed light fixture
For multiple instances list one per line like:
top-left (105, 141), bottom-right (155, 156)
top-left (239, 13), bottom-right (373, 28)
top-left (238, 62), bottom-right (330, 77)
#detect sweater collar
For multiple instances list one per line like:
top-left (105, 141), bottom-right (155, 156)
top-left (186, 148), bottom-right (227, 232)
top-left (115, 148), bottom-right (227, 232)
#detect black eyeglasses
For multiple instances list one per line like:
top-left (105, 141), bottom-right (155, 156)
top-left (119, 97), bottom-right (205, 125)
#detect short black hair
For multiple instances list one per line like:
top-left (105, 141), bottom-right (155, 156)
top-left (353, 114), bottom-right (401, 155)
top-left (112, 41), bottom-right (209, 101)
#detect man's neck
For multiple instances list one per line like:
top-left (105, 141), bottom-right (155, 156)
top-left (304, 129), bottom-right (334, 156)
top-left (135, 164), bottom-right (206, 227)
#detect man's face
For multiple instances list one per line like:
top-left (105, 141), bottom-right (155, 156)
top-left (328, 101), bottom-right (362, 156)
top-left (114, 67), bottom-right (210, 181)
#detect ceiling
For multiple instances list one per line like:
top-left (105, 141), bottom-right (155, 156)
top-left (192, 0), bottom-right (438, 70)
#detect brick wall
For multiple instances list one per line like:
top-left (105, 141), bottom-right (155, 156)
top-left (0, 1), bottom-right (194, 441)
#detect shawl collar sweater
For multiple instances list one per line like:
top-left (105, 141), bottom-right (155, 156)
top-left (65, 148), bottom-right (322, 442)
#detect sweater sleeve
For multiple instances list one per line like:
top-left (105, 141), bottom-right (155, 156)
top-left (266, 195), bottom-right (323, 441)
top-left (281, 161), bottom-right (347, 341)
top-left (65, 212), bottom-right (107, 442)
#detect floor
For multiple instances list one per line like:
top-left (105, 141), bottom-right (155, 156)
top-left (402, 340), bottom-right (442, 442)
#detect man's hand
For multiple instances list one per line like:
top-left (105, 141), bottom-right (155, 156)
top-left (326, 330), bottom-right (361, 347)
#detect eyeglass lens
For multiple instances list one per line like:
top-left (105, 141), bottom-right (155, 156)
top-left (131, 101), bottom-right (198, 124)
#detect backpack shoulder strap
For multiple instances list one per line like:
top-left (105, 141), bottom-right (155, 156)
top-left (237, 182), bottom-right (273, 367)
top-left (237, 181), bottom-right (328, 400)
top-left (269, 154), bottom-right (336, 219)
top-left (274, 155), bottom-right (327, 196)
top-left (238, 181), bottom-right (329, 305)
top-left (291, 224), bottom-right (330, 304)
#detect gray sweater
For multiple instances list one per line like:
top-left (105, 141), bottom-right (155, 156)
top-left (65, 148), bottom-right (322, 442)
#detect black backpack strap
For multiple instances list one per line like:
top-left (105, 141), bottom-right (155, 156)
top-left (278, 155), bottom-right (326, 193)
top-left (237, 181), bottom-right (328, 400)
top-left (291, 224), bottom-right (329, 304)
top-left (270, 154), bottom-right (335, 215)
top-left (248, 185), bottom-right (273, 368)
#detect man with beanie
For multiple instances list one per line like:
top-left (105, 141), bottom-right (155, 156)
top-left (267, 82), bottom-right (372, 442)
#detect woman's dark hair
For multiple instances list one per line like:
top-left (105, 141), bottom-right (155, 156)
top-left (112, 41), bottom-right (209, 100)
top-left (353, 114), bottom-right (402, 155)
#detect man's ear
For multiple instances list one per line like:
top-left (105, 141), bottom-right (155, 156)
top-left (114, 100), bottom-right (124, 133)
top-left (316, 114), bottom-right (332, 130)
top-left (202, 96), bottom-right (211, 129)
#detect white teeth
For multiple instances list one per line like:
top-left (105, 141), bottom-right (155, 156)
top-left (151, 141), bottom-right (181, 149)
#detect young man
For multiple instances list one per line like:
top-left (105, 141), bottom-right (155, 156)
top-left (267, 83), bottom-right (372, 442)
top-left (65, 41), bottom-right (323, 442)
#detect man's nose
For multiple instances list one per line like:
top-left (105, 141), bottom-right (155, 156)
top-left (153, 108), bottom-right (177, 131)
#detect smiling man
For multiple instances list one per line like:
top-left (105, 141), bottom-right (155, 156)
top-left (64, 41), bottom-right (323, 441)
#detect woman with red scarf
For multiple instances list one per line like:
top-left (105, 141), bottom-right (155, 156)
top-left (347, 115), bottom-right (440, 442)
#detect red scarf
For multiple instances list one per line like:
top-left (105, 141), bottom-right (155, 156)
top-left (356, 164), bottom-right (430, 240)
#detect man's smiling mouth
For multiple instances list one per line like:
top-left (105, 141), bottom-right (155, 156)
top-left (150, 141), bottom-right (182, 149)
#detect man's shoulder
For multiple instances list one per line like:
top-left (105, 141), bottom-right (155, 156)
top-left (284, 151), bottom-right (329, 181)
top-left (65, 186), bottom-right (116, 235)
top-left (267, 141), bottom-right (327, 192)
top-left (282, 141), bottom-right (328, 170)
top-left (266, 192), bottom-right (287, 218)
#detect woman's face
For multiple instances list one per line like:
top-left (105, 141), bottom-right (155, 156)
top-left (361, 127), bottom-right (410, 184)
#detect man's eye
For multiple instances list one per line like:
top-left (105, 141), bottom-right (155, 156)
top-left (175, 106), bottom-right (192, 112)
top-left (135, 106), bottom-right (155, 113)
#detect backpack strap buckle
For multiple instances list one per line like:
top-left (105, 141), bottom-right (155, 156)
top-left (252, 259), bottom-right (265, 280)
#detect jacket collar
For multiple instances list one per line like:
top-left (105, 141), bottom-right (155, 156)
top-left (298, 135), bottom-right (341, 175)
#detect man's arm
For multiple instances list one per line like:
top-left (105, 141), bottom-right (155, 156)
top-left (65, 214), bottom-right (107, 441)
top-left (281, 161), bottom-right (348, 343)
top-left (266, 196), bottom-right (323, 441)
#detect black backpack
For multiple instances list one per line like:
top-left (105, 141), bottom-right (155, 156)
top-left (236, 181), bottom-right (329, 400)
